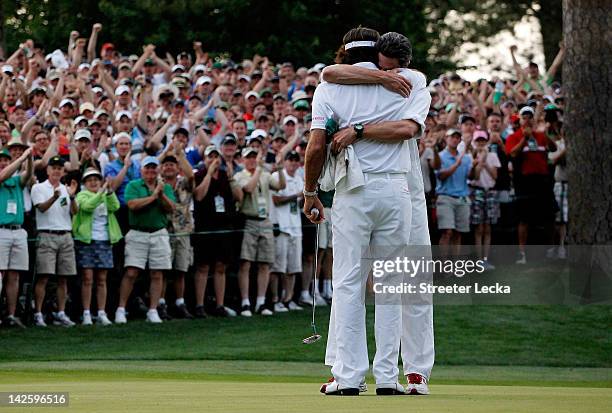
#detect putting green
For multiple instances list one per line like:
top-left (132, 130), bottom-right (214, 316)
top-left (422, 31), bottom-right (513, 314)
top-left (0, 361), bottom-right (610, 412)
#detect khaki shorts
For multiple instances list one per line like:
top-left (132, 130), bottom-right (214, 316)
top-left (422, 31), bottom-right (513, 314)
top-left (36, 232), bottom-right (76, 276)
top-left (271, 233), bottom-right (302, 274)
top-left (317, 207), bottom-right (333, 249)
top-left (124, 229), bottom-right (172, 270)
top-left (170, 234), bottom-right (193, 273)
top-left (0, 228), bottom-right (29, 271)
top-left (436, 194), bottom-right (471, 233)
top-left (240, 218), bottom-right (275, 264)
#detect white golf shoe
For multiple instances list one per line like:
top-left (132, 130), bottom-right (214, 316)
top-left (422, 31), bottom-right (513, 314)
top-left (406, 373), bottom-right (429, 395)
top-left (82, 312), bottom-right (93, 326)
top-left (53, 312), bottom-right (76, 327)
top-left (96, 311), bottom-right (113, 326)
top-left (273, 302), bottom-right (289, 313)
top-left (376, 382), bottom-right (405, 395)
top-left (114, 308), bottom-right (127, 324)
top-left (146, 309), bottom-right (163, 323)
top-left (320, 377), bottom-right (367, 394)
top-left (34, 312), bottom-right (47, 327)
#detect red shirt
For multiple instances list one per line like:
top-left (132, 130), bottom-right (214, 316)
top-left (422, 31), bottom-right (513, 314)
top-left (505, 128), bottom-right (549, 175)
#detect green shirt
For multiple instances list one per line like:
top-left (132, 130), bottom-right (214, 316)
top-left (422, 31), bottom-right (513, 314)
top-left (0, 176), bottom-right (24, 226)
top-left (124, 179), bottom-right (176, 231)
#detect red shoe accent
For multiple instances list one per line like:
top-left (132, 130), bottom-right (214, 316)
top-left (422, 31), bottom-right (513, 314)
top-left (407, 373), bottom-right (426, 384)
top-left (320, 377), bottom-right (335, 393)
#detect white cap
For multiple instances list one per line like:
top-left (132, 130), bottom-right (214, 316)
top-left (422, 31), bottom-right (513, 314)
top-left (2, 64), bottom-right (14, 74)
top-left (445, 128), bottom-right (461, 136)
top-left (115, 110), bottom-right (133, 121)
top-left (519, 106), bottom-right (535, 116)
top-left (92, 86), bottom-right (104, 94)
top-left (114, 85), bottom-right (131, 96)
top-left (238, 74), bottom-right (251, 82)
top-left (59, 98), bottom-right (75, 108)
top-left (241, 147), bottom-right (258, 157)
top-left (79, 102), bottom-right (95, 114)
top-left (204, 145), bottom-right (220, 156)
top-left (74, 129), bottom-right (92, 141)
top-left (112, 132), bottom-right (132, 145)
top-left (245, 91), bottom-right (259, 100)
top-left (250, 129), bottom-right (267, 140)
top-left (74, 115), bottom-right (88, 125)
top-left (171, 64), bottom-right (185, 73)
top-left (192, 64), bottom-right (206, 73)
top-left (196, 76), bottom-right (212, 86)
top-left (282, 115), bottom-right (298, 125)
top-left (543, 95), bottom-right (555, 102)
top-left (78, 63), bottom-right (91, 71)
top-left (94, 109), bottom-right (109, 119)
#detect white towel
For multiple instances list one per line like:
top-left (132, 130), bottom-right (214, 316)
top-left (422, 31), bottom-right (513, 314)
top-left (319, 145), bottom-right (365, 192)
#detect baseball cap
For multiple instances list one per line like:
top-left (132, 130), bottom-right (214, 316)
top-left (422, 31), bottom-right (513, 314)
top-left (29, 85), bottom-right (47, 95)
top-left (238, 74), bottom-right (251, 82)
top-left (91, 86), bottom-right (104, 95)
top-left (142, 156), bottom-right (159, 167)
top-left (250, 129), bottom-right (268, 140)
top-left (291, 90), bottom-right (308, 104)
top-left (6, 136), bottom-right (28, 148)
top-left (79, 102), bottom-right (95, 114)
top-left (82, 168), bottom-right (102, 181)
top-left (115, 85), bottom-right (131, 96)
top-left (192, 64), bottom-right (206, 74)
top-left (48, 155), bottom-right (64, 167)
top-left (59, 98), bottom-right (75, 108)
top-left (88, 118), bottom-right (101, 127)
top-left (75, 129), bottom-right (92, 141)
top-left (283, 115), bottom-right (298, 125)
top-left (222, 134), bottom-right (237, 145)
top-left (473, 130), bottom-right (489, 141)
top-left (293, 100), bottom-right (310, 110)
top-left (273, 135), bottom-right (288, 142)
top-left (118, 62), bottom-right (131, 71)
top-left (241, 147), bottom-right (258, 157)
top-left (273, 93), bottom-right (286, 101)
top-left (112, 132), bottom-right (132, 145)
top-left (94, 109), bottom-right (109, 119)
top-left (285, 150), bottom-right (300, 161)
top-left (47, 69), bottom-right (61, 81)
top-left (260, 88), bottom-right (273, 97)
top-left (445, 128), bottom-right (461, 137)
top-left (245, 91), bottom-right (259, 100)
top-left (196, 76), bottom-right (212, 86)
top-left (519, 106), bottom-right (535, 116)
top-left (233, 89), bottom-right (243, 96)
top-left (101, 42), bottom-right (114, 51)
top-left (204, 145), bottom-right (220, 156)
top-left (172, 99), bottom-right (185, 107)
top-left (144, 58), bottom-right (155, 66)
top-left (0, 149), bottom-right (11, 159)
top-left (171, 64), bottom-right (185, 73)
top-left (74, 115), bottom-right (88, 126)
top-left (2, 64), bottom-right (14, 74)
top-left (115, 110), bottom-right (133, 121)
top-left (459, 113), bottom-right (475, 124)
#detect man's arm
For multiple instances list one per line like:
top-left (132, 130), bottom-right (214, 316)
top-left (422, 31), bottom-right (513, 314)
top-left (302, 129), bottom-right (326, 223)
top-left (322, 64), bottom-right (411, 97)
top-left (437, 153), bottom-right (464, 181)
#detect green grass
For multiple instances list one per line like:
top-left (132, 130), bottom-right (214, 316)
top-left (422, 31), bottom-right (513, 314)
top-left (0, 306), bottom-right (610, 367)
top-left (0, 362), bottom-right (610, 413)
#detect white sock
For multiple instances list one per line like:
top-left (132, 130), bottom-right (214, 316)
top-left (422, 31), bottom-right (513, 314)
top-left (301, 290), bottom-right (310, 300)
top-left (57, 311), bottom-right (65, 317)
top-left (116, 307), bottom-right (125, 313)
top-left (98, 310), bottom-right (106, 317)
top-left (158, 298), bottom-right (166, 305)
top-left (241, 298), bottom-right (250, 307)
top-left (175, 298), bottom-right (185, 306)
top-left (148, 308), bottom-right (157, 314)
top-left (35, 311), bottom-right (42, 317)
top-left (256, 296), bottom-right (265, 307)
top-left (323, 280), bottom-right (332, 296)
top-left (83, 310), bottom-right (90, 316)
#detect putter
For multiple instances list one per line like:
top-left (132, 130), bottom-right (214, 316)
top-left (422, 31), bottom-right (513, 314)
top-left (303, 209), bottom-right (322, 345)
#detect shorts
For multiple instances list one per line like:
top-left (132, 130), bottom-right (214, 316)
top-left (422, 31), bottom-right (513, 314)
top-left (554, 181), bottom-right (568, 223)
top-left (470, 188), bottom-right (500, 225)
top-left (0, 228), bottom-right (29, 271)
top-left (515, 175), bottom-right (555, 224)
top-left (193, 220), bottom-right (235, 265)
top-left (271, 233), bottom-right (302, 274)
top-left (170, 234), bottom-right (193, 273)
top-left (124, 228), bottom-right (172, 270)
top-left (36, 232), bottom-right (76, 276)
top-left (76, 240), bottom-right (114, 269)
top-left (301, 213), bottom-right (317, 254)
top-left (240, 218), bottom-right (275, 264)
top-left (436, 194), bottom-right (471, 233)
top-left (317, 207), bottom-right (333, 249)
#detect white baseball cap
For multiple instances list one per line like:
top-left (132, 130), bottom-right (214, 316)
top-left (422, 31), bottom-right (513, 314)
top-left (114, 85), bottom-right (131, 96)
top-left (282, 115), bottom-right (298, 125)
top-left (250, 129), bottom-right (268, 140)
top-left (245, 91), bottom-right (259, 100)
top-left (519, 106), bottom-right (535, 116)
top-left (115, 110), bottom-right (133, 121)
top-left (59, 98), bottom-right (75, 108)
top-left (171, 64), bottom-right (185, 73)
top-left (75, 129), bottom-right (92, 141)
top-left (196, 76), bottom-right (212, 86)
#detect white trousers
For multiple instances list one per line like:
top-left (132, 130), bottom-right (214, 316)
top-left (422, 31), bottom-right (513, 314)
top-left (327, 172), bottom-right (412, 387)
top-left (325, 140), bottom-right (435, 383)
top-left (402, 138), bottom-right (435, 379)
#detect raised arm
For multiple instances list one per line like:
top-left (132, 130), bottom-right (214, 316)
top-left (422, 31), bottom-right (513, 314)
top-left (546, 42), bottom-right (565, 80)
top-left (322, 64), bottom-right (411, 97)
top-left (87, 23), bottom-right (102, 62)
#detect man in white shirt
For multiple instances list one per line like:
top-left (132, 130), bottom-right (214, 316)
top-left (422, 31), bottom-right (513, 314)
top-left (30, 155), bottom-right (79, 327)
top-left (303, 27), bottom-right (428, 396)
top-left (320, 32), bottom-right (435, 395)
top-left (270, 151), bottom-right (305, 312)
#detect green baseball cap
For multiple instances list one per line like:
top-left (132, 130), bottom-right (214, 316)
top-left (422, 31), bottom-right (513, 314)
top-left (0, 149), bottom-right (11, 159)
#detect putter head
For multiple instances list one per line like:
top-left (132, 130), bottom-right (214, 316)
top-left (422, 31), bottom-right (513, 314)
top-left (302, 334), bottom-right (322, 345)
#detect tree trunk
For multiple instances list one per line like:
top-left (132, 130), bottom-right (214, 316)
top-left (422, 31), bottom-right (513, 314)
top-left (563, 0), bottom-right (612, 245)
top-left (536, 0), bottom-right (563, 74)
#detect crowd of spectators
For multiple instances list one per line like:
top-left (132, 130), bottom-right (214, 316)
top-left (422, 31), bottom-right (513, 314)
top-left (0, 24), bottom-right (567, 328)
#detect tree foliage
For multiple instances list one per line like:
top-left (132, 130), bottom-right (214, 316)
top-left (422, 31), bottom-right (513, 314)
top-left (1, 0), bottom-right (561, 78)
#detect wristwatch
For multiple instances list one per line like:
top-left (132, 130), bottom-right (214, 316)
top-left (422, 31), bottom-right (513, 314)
top-left (353, 123), bottom-right (364, 140)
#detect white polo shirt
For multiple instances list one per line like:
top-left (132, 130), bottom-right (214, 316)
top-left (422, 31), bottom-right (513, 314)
top-left (31, 180), bottom-right (73, 231)
top-left (272, 169), bottom-right (303, 237)
top-left (311, 62), bottom-right (431, 174)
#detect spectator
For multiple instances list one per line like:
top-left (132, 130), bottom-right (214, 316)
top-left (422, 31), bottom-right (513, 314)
top-left (30, 155), bottom-right (79, 327)
top-left (270, 151), bottom-right (304, 312)
top-left (114, 156), bottom-right (175, 324)
top-left (234, 146), bottom-right (285, 316)
top-left (0, 147), bottom-right (33, 328)
top-left (505, 106), bottom-right (556, 264)
top-left (435, 129), bottom-right (474, 257)
top-left (548, 123), bottom-right (567, 259)
top-left (469, 130), bottom-right (501, 270)
top-left (193, 145), bottom-right (243, 317)
top-left (72, 168), bottom-right (121, 325)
